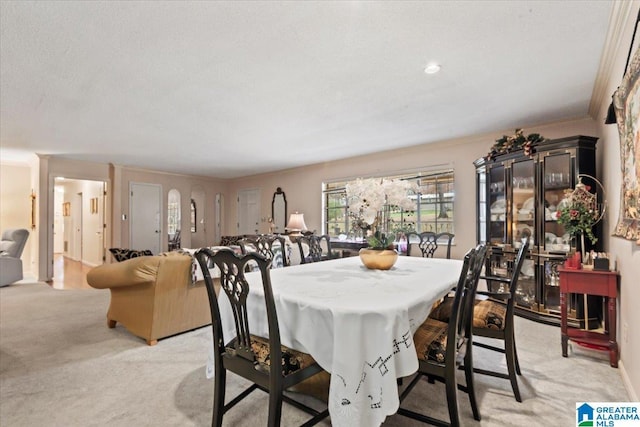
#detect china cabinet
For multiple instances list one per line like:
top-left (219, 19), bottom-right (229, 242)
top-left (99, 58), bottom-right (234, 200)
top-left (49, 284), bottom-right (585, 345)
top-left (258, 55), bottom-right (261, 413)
top-left (474, 135), bottom-right (601, 326)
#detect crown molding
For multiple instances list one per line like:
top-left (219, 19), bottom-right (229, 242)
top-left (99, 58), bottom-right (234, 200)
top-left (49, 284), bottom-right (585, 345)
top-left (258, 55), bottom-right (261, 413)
top-left (589, 1), bottom-right (637, 120)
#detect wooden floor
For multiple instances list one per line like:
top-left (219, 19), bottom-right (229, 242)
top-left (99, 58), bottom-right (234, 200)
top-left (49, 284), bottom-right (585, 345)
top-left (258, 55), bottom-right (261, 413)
top-left (48, 253), bottom-right (93, 290)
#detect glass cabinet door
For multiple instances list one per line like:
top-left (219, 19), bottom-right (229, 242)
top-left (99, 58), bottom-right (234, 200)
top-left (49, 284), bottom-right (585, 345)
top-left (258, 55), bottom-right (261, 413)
top-left (486, 249), bottom-right (537, 310)
top-left (476, 166), bottom-right (487, 244)
top-left (542, 153), bottom-right (573, 253)
top-left (542, 258), bottom-right (564, 314)
top-left (517, 257), bottom-right (536, 309)
top-left (511, 158), bottom-right (535, 249)
top-left (488, 164), bottom-right (506, 244)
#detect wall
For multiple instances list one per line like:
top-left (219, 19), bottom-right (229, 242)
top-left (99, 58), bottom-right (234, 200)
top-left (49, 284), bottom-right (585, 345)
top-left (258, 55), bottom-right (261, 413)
top-left (38, 156), bottom-right (111, 280)
top-left (114, 167), bottom-right (227, 251)
top-left (226, 117), bottom-right (597, 260)
top-left (595, 0), bottom-right (640, 400)
top-left (35, 157), bottom-right (227, 280)
top-left (0, 162), bottom-right (35, 278)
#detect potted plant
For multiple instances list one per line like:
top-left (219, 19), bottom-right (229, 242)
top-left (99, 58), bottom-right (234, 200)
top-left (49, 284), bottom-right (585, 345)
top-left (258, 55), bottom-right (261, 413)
top-left (345, 177), bottom-right (417, 269)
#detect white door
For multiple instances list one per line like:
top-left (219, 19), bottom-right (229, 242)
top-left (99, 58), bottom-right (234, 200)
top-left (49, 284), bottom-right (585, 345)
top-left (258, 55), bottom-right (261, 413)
top-left (130, 182), bottom-right (161, 254)
top-left (237, 189), bottom-right (260, 235)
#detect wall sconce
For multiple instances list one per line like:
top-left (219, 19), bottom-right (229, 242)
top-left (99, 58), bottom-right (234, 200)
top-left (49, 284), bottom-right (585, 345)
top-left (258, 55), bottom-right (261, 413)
top-left (286, 212), bottom-right (307, 237)
top-left (90, 197), bottom-right (99, 214)
top-left (30, 190), bottom-right (36, 230)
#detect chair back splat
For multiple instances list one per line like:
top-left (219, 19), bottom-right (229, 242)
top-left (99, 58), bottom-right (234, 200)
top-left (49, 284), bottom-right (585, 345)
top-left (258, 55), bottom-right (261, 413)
top-left (406, 231), bottom-right (454, 259)
top-left (194, 248), bottom-right (328, 427)
top-left (240, 234), bottom-right (289, 267)
top-left (296, 234), bottom-right (333, 264)
top-left (472, 237), bottom-right (530, 402)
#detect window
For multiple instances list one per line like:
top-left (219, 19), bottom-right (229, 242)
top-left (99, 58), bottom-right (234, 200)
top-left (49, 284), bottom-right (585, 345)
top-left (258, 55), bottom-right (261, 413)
top-left (190, 199), bottom-right (197, 233)
top-left (167, 189), bottom-right (181, 235)
top-left (323, 169), bottom-right (455, 239)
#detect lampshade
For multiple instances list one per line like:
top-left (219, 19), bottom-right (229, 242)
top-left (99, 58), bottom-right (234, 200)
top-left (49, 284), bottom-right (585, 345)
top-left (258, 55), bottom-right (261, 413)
top-left (286, 212), bottom-right (307, 234)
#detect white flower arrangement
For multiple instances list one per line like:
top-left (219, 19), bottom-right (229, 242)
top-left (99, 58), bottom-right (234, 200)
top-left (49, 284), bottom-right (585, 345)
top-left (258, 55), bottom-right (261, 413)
top-left (345, 177), bottom-right (418, 248)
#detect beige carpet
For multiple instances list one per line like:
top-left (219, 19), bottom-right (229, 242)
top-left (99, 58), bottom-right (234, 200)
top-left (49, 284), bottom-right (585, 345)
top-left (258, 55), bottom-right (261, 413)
top-left (0, 282), bottom-right (629, 426)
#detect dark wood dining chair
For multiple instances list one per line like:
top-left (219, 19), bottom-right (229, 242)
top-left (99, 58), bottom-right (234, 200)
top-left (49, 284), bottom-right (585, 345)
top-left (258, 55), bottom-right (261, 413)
top-left (429, 238), bottom-right (529, 403)
top-left (397, 244), bottom-right (486, 426)
top-left (240, 234), bottom-right (289, 268)
top-left (406, 231), bottom-right (454, 259)
top-left (471, 237), bottom-right (530, 402)
top-left (194, 248), bottom-right (328, 426)
top-left (297, 234), bottom-right (333, 264)
top-left (168, 229), bottom-right (181, 251)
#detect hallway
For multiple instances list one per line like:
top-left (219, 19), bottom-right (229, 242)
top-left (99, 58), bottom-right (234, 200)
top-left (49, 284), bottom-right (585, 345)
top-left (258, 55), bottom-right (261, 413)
top-left (49, 253), bottom-right (92, 290)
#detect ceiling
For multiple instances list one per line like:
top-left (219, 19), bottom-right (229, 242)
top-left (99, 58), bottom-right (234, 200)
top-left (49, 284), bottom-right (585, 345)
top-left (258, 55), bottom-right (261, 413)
top-left (0, 1), bottom-right (613, 179)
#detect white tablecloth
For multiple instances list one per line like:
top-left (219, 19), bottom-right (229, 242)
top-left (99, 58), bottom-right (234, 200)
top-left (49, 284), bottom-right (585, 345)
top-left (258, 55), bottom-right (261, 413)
top-left (209, 255), bottom-right (462, 427)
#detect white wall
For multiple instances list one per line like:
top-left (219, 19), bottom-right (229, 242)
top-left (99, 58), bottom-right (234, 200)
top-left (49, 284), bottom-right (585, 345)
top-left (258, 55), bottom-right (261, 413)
top-left (114, 167), bottom-right (227, 252)
top-left (225, 117), bottom-right (597, 260)
top-left (595, 0), bottom-right (640, 401)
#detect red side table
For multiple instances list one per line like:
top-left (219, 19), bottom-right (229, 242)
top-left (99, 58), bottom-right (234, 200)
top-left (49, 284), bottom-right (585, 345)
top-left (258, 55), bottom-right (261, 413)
top-left (558, 267), bottom-right (619, 368)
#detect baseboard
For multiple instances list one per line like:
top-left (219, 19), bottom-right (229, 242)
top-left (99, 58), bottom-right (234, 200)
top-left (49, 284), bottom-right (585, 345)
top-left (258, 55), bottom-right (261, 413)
top-left (619, 360), bottom-right (638, 401)
top-left (82, 260), bottom-right (99, 268)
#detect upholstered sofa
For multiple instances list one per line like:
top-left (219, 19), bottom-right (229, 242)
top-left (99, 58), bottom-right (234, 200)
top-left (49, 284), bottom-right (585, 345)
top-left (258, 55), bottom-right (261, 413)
top-left (0, 228), bottom-right (30, 287)
top-left (86, 252), bottom-right (211, 345)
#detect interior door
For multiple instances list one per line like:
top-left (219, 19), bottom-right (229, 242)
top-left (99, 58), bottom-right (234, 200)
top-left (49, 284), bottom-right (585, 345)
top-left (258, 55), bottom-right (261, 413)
top-left (130, 182), bottom-right (161, 254)
top-left (237, 189), bottom-right (260, 235)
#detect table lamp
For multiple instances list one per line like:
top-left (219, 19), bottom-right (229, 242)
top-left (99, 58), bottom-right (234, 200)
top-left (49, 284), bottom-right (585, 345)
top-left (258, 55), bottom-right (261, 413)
top-left (286, 212), bottom-right (307, 238)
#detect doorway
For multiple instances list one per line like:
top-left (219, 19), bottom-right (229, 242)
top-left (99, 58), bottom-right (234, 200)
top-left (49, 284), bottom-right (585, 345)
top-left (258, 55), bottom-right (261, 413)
top-left (52, 177), bottom-right (106, 289)
top-left (237, 188), bottom-right (260, 235)
top-left (130, 182), bottom-right (162, 254)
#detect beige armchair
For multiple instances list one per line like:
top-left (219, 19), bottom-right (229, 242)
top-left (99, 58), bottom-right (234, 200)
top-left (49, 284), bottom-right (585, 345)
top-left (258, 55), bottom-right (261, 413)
top-left (0, 229), bottom-right (30, 287)
top-left (87, 252), bottom-right (211, 345)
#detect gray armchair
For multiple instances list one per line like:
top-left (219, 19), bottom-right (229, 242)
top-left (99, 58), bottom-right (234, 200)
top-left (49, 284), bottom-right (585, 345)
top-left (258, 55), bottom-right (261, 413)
top-left (0, 229), bottom-right (30, 287)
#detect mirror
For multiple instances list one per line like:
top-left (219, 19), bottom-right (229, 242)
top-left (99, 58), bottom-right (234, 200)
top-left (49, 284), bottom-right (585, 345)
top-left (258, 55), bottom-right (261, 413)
top-left (271, 187), bottom-right (287, 234)
top-left (190, 198), bottom-right (196, 233)
top-left (167, 189), bottom-right (181, 250)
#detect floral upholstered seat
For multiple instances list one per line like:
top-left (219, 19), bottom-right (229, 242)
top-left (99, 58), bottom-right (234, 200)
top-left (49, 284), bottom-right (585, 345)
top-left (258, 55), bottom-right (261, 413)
top-left (413, 317), bottom-right (449, 364)
top-left (226, 335), bottom-right (317, 376)
top-left (429, 297), bottom-right (507, 330)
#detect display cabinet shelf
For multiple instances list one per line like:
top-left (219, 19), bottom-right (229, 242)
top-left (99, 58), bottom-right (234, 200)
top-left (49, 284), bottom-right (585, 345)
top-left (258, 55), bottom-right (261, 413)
top-left (475, 135), bottom-right (601, 326)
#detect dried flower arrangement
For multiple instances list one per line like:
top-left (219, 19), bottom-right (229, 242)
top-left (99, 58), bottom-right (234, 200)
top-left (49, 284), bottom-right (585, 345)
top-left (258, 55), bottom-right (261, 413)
top-left (486, 129), bottom-right (546, 160)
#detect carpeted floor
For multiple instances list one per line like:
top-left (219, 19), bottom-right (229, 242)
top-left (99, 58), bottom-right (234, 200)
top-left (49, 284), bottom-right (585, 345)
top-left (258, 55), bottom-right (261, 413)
top-left (0, 282), bottom-right (629, 426)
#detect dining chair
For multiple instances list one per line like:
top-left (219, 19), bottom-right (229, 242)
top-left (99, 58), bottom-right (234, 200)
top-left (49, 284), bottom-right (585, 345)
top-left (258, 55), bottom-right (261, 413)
top-left (397, 244), bottom-right (486, 426)
top-left (406, 231), bottom-right (454, 259)
top-left (428, 238), bottom-right (529, 402)
top-left (297, 234), bottom-right (333, 264)
top-left (194, 248), bottom-right (329, 427)
top-left (168, 229), bottom-right (181, 251)
top-left (240, 234), bottom-right (290, 268)
top-left (471, 237), bottom-right (530, 402)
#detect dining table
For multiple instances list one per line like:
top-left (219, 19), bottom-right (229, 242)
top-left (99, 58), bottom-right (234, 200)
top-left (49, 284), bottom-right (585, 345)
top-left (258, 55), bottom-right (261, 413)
top-left (207, 255), bottom-right (463, 427)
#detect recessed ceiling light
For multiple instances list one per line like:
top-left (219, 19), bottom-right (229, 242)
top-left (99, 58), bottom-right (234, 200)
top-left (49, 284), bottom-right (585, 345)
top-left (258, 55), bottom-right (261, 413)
top-left (424, 63), bottom-right (441, 74)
